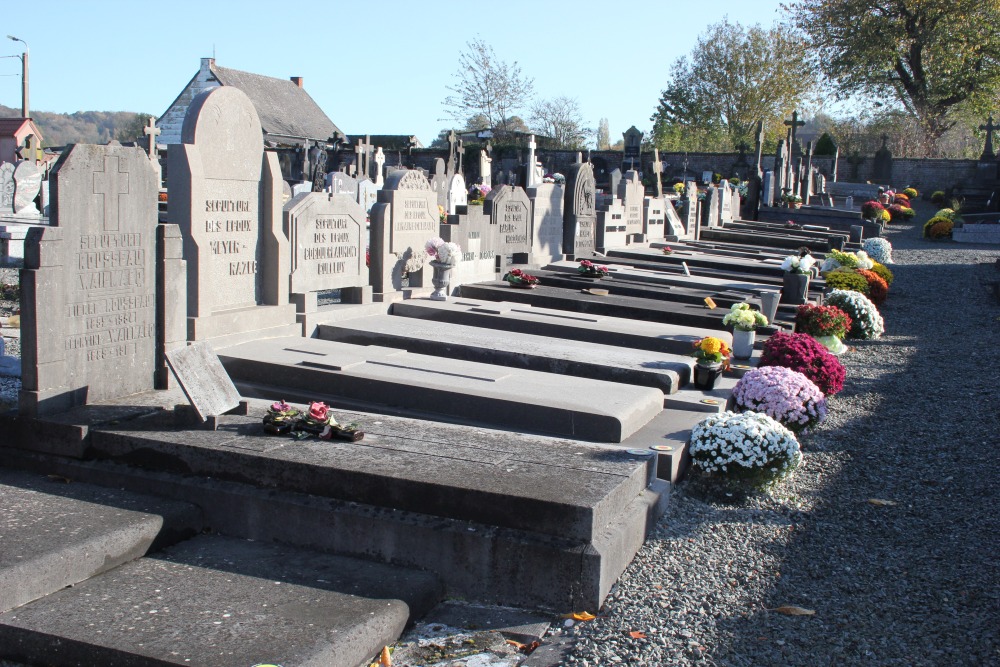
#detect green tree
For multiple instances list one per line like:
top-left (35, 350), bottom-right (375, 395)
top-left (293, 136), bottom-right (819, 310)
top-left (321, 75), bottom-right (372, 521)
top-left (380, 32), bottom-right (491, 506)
top-left (443, 38), bottom-right (534, 135)
top-left (650, 20), bottom-right (815, 152)
top-left (786, 0), bottom-right (1000, 156)
top-left (596, 118), bottom-right (610, 150)
top-left (114, 112), bottom-right (153, 143)
top-left (529, 96), bottom-right (592, 149)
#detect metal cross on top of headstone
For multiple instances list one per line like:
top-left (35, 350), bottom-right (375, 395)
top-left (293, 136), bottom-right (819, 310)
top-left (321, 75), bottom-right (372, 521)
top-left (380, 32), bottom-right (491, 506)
top-left (93, 155), bottom-right (130, 232)
top-left (784, 110), bottom-right (805, 152)
top-left (143, 116), bottom-right (161, 161)
top-left (354, 134), bottom-right (372, 180)
top-left (652, 148), bottom-right (664, 198)
top-left (980, 115), bottom-right (997, 159)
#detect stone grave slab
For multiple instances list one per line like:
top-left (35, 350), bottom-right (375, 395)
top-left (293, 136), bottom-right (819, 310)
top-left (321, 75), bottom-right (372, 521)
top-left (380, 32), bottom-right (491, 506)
top-left (19, 143), bottom-right (159, 417)
top-left (167, 86), bottom-right (297, 346)
top-left (563, 161), bottom-right (596, 259)
top-left (165, 341), bottom-right (241, 421)
top-left (544, 259), bottom-right (780, 294)
top-left (316, 314), bottom-right (693, 394)
top-left (0, 535), bottom-right (440, 667)
top-left (219, 337), bottom-right (663, 443)
top-left (390, 297), bottom-right (731, 356)
top-left (326, 171), bottom-right (359, 197)
top-left (0, 469), bottom-right (200, 614)
top-left (525, 182), bottom-right (564, 265)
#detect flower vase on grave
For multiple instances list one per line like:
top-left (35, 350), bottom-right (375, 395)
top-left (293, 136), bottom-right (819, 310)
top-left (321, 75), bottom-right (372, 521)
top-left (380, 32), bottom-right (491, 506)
top-left (780, 272), bottom-right (810, 305)
top-left (429, 260), bottom-right (455, 301)
top-left (692, 362), bottom-right (724, 390)
top-left (759, 290), bottom-right (781, 324)
top-left (731, 329), bottom-right (755, 360)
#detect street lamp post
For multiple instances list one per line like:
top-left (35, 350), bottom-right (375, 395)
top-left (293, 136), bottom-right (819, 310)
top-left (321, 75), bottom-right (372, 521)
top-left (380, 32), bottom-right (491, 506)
top-left (7, 35), bottom-right (28, 118)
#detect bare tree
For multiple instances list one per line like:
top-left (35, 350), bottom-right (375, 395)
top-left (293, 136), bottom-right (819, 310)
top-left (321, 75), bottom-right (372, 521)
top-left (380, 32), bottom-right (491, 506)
top-left (443, 38), bottom-right (534, 135)
top-left (530, 97), bottom-right (592, 149)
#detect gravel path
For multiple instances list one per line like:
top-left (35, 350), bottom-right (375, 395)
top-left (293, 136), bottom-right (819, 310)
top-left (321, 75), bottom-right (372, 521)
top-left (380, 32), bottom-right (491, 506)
top-left (558, 215), bottom-right (1000, 666)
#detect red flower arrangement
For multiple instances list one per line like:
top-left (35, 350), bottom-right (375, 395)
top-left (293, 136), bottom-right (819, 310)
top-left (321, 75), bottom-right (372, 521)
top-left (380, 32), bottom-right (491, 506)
top-left (855, 269), bottom-right (889, 305)
top-left (759, 331), bottom-right (846, 396)
top-left (861, 200), bottom-right (884, 219)
top-left (503, 268), bottom-right (540, 286)
top-left (794, 304), bottom-right (853, 339)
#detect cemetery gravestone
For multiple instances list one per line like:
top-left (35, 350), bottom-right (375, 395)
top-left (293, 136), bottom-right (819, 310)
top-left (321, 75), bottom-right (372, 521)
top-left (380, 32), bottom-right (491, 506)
top-left (167, 86), bottom-right (296, 345)
top-left (596, 199), bottom-right (626, 253)
top-left (719, 180), bottom-right (734, 224)
top-left (618, 170), bottom-right (645, 242)
top-left (526, 182), bottom-right (565, 265)
top-left (0, 163), bottom-right (14, 214)
top-left (622, 126), bottom-right (643, 170)
top-left (369, 169), bottom-right (439, 300)
top-left (447, 173), bottom-right (468, 215)
top-left (873, 137), bottom-right (893, 182)
top-left (357, 178), bottom-right (378, 214)
top-left (326, 172), bottom-right (358, 198)
top-left (284, 192), bottom-right (370, 316)
top-left (608, 169), bottom-right (622, 199)
top-left (13, 161), bottom-right (42, 217)
top-left (563, 161), bottom-right (597, 259)
top-left (703, 186), bottom-right (721, 228)
top-left (430, 158), bottom-right (449, 209)
top-left (663, 197), bottom-right (685, 239)
top-left (644, 197), bottom-right (666, 242)
top-left (762, 171), bottom-right (775, 207)
top-left (683, 180), bottom-right (699, 240)
top-left (441, 201), bottom-right (500, 289)
top-left (19, 143), bottom-right (159, 416)
top-left (487, 185), bottom-right (531, 264)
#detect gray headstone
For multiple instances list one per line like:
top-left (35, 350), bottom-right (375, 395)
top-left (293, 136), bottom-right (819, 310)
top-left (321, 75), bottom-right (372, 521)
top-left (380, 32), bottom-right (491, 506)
top-left (357, 178), bottom-right (378, 214)
top-left (430, 158), bottom-right (448, 208)
top-left (618, 171), bottom-right (644, 240)
top-left (526, 182), bottom-right (564, 265)
top-left (284, 192), bottom-right (368, 298)
top-left (165, 341), bottom-right (241, 420)
top-left (369, 169), bottom-right (439, 298)
top-left (563, 161), bottom-right (597, 259)
top-left (683, 180), bottom-right (699, 240)
top-left (13, 161), bottom-right (42, 216)
top-left (167, 86), bottom-right (294, 343)
top-left (326, 172), bottom-right (358, 197)
top-left (486, 185), bottom-right (531, 256)
top-left (440, 205), bottom-right (499, 288)
top-left (291, 182), bottom-right (312, 197)
top-left (596, 199), bottom-right (627, 253)
top-left (19, 144), bottom-right (158, 416)
top-left (762, 171), bottom-right (775, 207)
top-left (608, 169), bottom-right (622, 197)
top-left (643, 197), bottom-right (666, 241)
top-left (447, 173), bottom-right (468, 215)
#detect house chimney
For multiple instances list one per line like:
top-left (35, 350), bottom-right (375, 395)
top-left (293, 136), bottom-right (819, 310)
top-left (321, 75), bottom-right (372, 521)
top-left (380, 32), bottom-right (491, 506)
top-left (290, 76), bottom-right (303, 88)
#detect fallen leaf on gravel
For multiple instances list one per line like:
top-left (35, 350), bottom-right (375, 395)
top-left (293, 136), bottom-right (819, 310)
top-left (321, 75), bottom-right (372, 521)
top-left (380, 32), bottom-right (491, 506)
top-left (768, 606), bottom-right (815, 616)
top-left (380, 645), bottom-right (392, 665)
top-left (561, 611), bottom-right (596, 621)
top-left (629, 631), bottom-right (646, 639)
top-left (506, 639), bottom-right (526, 650)
top-left (867, 498), bottom-right (898, 507)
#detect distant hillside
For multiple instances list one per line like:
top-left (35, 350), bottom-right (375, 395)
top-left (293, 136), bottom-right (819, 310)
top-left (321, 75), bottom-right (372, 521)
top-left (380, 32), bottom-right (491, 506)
top-left (0, 103), bottom-right (150, 147)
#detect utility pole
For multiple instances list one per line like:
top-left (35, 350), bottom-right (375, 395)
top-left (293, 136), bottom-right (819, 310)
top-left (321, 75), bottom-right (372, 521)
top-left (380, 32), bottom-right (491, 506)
top-left (7, 35), bottom-right (28, 117)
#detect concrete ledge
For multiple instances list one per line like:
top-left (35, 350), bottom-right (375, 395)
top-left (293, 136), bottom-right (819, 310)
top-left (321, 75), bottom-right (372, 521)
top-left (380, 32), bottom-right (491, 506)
top-left (0, 468), bottom-right (200, 613)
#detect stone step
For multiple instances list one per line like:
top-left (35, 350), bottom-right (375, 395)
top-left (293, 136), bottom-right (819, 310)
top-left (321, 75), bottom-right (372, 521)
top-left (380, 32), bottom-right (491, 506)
top-left (390, 297), bottom-right (731, 356)
top-left (218, 337), bottom-right (664, 443)
top-left (0, 468), bottom-right (201, 613)
top-left (316, 314), bottom-right (692, 395)
top-left (0, 534), bottom-right (442, 667)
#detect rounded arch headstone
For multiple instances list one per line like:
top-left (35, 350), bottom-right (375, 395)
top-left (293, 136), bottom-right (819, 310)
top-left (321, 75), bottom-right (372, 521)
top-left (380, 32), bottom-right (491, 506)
top-left (181, 86), bottom-right (263, 181)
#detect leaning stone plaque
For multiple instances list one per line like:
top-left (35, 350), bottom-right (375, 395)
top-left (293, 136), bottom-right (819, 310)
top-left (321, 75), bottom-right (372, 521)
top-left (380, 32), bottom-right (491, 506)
top-left (19, 144), bottom-right (158, 416)
top-left (165, 341), bottom-right (241, 421)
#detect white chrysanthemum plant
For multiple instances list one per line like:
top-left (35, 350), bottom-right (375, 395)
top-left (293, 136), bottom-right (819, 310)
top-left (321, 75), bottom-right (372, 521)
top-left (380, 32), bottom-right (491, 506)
top-left (722, 303), bottom-right (768, 331)
top-left (820, 249), bottom-right (875, 274)
top-left (854, 250), bottom-right (874, 270)
top-left (425, 237), bottom-right (463, 266)
top-left (689, 411), bottom-right (802, 490)
top-left (780, 254), bottom-right (816, 274)
top-left (825, 289), bottom-right (884, 340)
top-left (863, 238), bottom-right (893, 264)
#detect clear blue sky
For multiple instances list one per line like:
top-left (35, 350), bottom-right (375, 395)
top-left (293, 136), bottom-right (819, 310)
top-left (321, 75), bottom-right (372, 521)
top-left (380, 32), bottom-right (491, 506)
top-left (3, 0), bottom-right (788, 146)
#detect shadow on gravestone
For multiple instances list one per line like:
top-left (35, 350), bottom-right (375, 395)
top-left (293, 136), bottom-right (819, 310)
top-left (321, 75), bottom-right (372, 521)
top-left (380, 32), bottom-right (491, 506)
top-left (19, 144), bottom-right (158, 416)
top-left (168, 86), bottom-right (298, 347)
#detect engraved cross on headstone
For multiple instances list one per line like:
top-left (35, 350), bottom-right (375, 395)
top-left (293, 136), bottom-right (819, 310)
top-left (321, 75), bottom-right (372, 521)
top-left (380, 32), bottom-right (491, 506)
top-left (784, 110), bottom-right (805, 153)
top-left (980, 115), bottom-right (997, 159)
top-left (143, 116), bottom-right (161, 161)
top-left (93, 155), bottom-right (130, 231)
top-left (652, 148), bottom-right (664, 198)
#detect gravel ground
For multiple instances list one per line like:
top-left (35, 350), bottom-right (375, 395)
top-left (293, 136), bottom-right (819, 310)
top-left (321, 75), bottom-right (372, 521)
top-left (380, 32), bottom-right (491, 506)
top-left (555, 213), bottom-right (1000, 666)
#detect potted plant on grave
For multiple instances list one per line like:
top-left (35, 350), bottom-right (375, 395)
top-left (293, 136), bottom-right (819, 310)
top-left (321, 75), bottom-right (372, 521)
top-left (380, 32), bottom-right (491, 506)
top-left (577, 259), bottom-right (610, 278)
top-left (690, 336), bottom-right (732, 390)
top-left (468, 183), bottom-right (491, 205)
top-left (662, 246), bottom-right (674, 255)
top-left (425, 237), bottom-right (463, 301)
top-left (502, 267), bottom-right (540, 288)
top-left (731, 367), bottom-right (828, 434)
top-left (782, 193), bottom-right (803, 209)
top-left (688, 411), bottom-right (802, 494)
top-left (794, 304), bottom-right (853, 355)
top-left (722, 302), bottom-right (769, 360)
top-left (779, 253), bottom-right (816, 305)
top-left (263, 400), bottom-right (301, 435)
